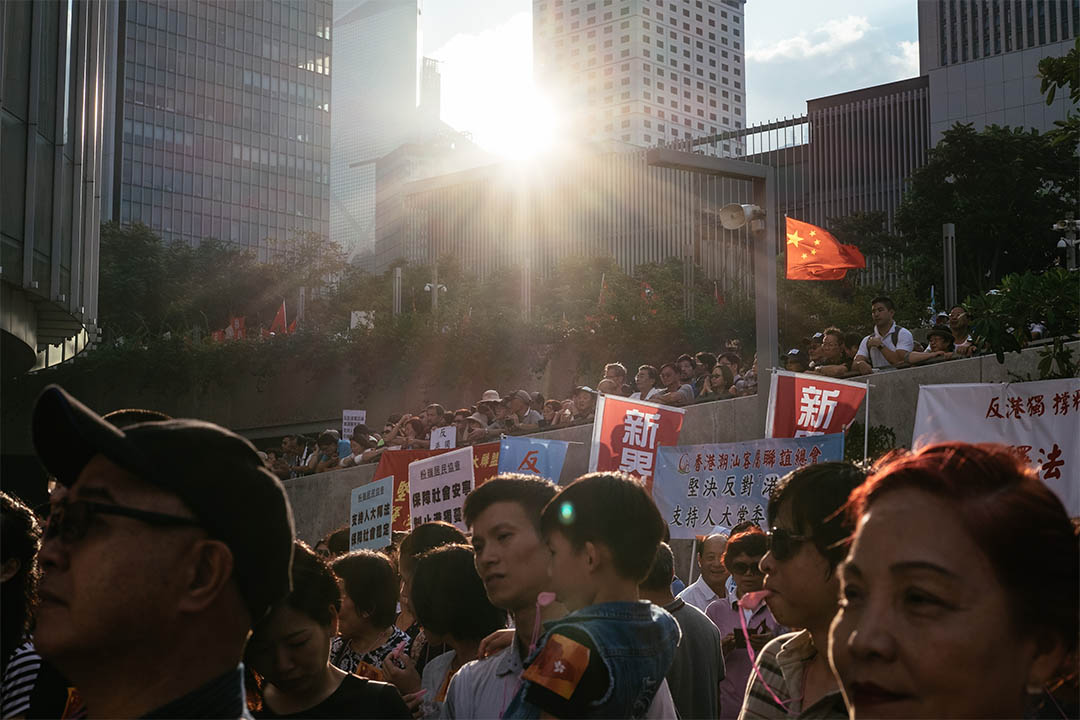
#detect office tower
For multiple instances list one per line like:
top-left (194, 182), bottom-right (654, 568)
top-left (330, 0), bottom-right (421, 256)
top-left (917, 0), bottom-right (1078, 142)
top-left (109, 0), bottom-right (332, 256)
top-left (2, 0), bottom-right (115, 372)
top-left (533, 0), bottom-right (747, 151)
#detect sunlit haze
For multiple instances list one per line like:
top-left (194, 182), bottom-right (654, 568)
top-left (429, 11), bottom-right (561, 160)
top-left (424, 0), bottom-right (918, 157)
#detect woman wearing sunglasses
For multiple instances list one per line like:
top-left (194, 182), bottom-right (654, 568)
top-left (737, 462), bottom-right (865, 720)
top-left (829, 443), bottom-right (1078, 719)
top-left (705, 526), bottom-right (784, 719)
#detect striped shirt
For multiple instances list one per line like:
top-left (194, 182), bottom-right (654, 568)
top-left (2, 641), bottom-right (41, 718)
top-left (736, 630), bottom-right (846, 720)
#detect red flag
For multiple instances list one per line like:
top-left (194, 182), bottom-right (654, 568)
top-left (765, 370), bottom-right (868, 438)
top-left (287, 317), bottom-right (297, 334)
top-left (714, 281), bottom-right (724, 306)
top-left (270, 301), bottom-right (287, 334)
top-left (785, 217), bottom-right (865, 280)
top-left (224, 316), bottom-right (246, 340)
top-left (588, 395), bottom-right (685, 492)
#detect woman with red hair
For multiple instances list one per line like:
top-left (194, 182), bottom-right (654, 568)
top-left (829, 442), bottom-right (1078, 719)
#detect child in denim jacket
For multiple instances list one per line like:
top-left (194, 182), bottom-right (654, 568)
top-left (504, 472), bottom-right (680, 719)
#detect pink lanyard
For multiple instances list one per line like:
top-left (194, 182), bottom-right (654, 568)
top-left (500, 591), bottom-right (557, 718)
top-left (737, 590), bottom-right (799, 712)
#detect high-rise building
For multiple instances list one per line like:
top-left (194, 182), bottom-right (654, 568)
top-left (2, 0), bottom-right (115, 372)
top-left (108, 0), bottom-right (332, 257)
top-left (533, 0), bottom-right (747, 150)
top-left (330, 0), bottom-right (421, 256)
top-left (917, 0), bottom-right (1078, 142)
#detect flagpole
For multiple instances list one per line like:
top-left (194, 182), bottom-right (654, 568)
top-left (863, 380), bottom-right (871, 464)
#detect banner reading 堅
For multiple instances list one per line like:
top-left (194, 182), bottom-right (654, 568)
top-left (913, 378), bottom-right (1080, 515)
top-left (654, 434), bottom-right (845, 539)
top-left (588, 395), bottom-right (685, 489)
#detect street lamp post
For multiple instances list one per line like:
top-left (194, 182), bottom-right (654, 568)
top-left (1053, 219), bottom-right (1079, 271)
top-left (646, 149), bottom-right (779, 421)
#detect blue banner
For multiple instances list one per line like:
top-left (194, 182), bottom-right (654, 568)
top-left (654, 434), bottom-right (845, 539)
top-left (497, 435), bottom-right (571, 482)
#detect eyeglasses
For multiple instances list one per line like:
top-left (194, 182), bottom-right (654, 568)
top-left (41, 499), bottom-right (202, 545)
top-left (766, 527), bottom-right (812, 562)
top-left (728, 560), bottom-right (764, 576)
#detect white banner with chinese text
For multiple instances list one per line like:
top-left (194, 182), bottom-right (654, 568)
top-left (913, 378), bottom-right (1080, 516)
top-left (407, 446), bottom-right (475, 531)
top-left (654, 434), bottom-right (846, 539)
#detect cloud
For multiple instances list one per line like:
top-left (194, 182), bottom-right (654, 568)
top-left (888, 40), bottom-right (920, 76)
top-left (748, 16), bottom-right (871, 63)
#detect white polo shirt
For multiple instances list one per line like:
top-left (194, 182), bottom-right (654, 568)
top-left (856, 322), bottom-right (914, 369)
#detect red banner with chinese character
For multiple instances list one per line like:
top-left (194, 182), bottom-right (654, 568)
top-left (588, 395), bottom-right (686, 490)
top-left (913, 378), bottom-right (1080, 516)
top-left (376, 442), bottom-right (500, 532)
top-left (765, 370), bottom-right (868, 438)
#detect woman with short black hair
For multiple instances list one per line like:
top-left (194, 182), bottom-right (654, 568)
top-left (245, 542), bottom-right (409, 718)
top-left (410, 544), bottom-right (507, 718)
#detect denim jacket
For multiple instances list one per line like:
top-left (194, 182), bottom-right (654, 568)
top-left (503, 601), bottom-right (680, 719)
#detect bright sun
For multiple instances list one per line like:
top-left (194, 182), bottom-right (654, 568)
top-left (432, 11), bottom-right (563, 162)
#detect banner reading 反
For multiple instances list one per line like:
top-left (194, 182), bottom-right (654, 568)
top-left (913, 378), bottom-right (1080, 516)
top-left (766, 370), bottom-right (867, 438)
top-left (653, 434), bottom-right (845, 539)
top-left (588, 395), bottom-right (685, 489)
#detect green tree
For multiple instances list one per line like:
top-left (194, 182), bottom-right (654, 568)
top-left (1038, 37), bottom-right (1080, 149)
top-left (894, 123), bottom-right (1078, 300)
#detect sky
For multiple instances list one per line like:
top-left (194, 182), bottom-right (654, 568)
top-left (420, 0), bottom-right (920, 156)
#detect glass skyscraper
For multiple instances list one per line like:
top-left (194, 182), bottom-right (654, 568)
top-left (109, 0), bottom-right (332, 258)
top-left (2, 0), bottom-right (114, 372)
top-left (330, 0), bottom-right (420, 257)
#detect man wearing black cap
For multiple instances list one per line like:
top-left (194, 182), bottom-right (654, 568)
top-left (30, 385), bottom-right (295, 719)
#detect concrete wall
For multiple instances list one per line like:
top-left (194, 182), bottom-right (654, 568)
top-left (284, 342), bottom-right (1077, 547)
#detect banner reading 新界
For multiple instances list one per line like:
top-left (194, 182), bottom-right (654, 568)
top-left (913, 378), bottom-right (1080, 516)
top-left (588, 395), bottom-right (685, 489)
top-left (766, 370), bottom-right (867, 438)
top-left (654, 434), bottom-right (845, 539)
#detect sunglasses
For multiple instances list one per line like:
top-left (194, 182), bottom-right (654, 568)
top-left (728, 560), bottom-right (764, 576)
top-left (41, 499), bottom-right (202, 545)
top-left (766, 527), bottom-right (812, 562)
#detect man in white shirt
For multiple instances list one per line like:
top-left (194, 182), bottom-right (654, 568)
top-left (676, 533), bottom-right (729, 611)
top-left (852, 296), bottom-right (914, 373)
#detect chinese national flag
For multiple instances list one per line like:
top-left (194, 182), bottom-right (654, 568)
top-left (785, 217), bottom-right (865, 280)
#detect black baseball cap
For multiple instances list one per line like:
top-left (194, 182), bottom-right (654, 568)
top-left (32, 385), bottom-right (295, 623)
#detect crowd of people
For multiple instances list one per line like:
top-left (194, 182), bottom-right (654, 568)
top-left (783, 297), bottom-right (977, 377)
top-left (264, 296), bottom-right (997, 480)
top-left (266, 343), bottom-right (760, 480)
top-left (2, 385), bottom-right (1077, 719)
